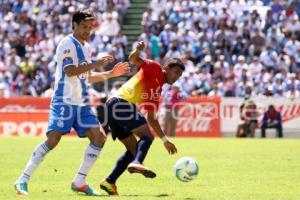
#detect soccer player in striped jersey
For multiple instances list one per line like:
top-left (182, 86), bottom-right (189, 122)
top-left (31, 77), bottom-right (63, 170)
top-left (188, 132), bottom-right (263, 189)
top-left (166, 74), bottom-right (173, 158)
top-left (100, 41), bottom-right (185, 195)
top-left (14, 8), bottom-right (130, 196)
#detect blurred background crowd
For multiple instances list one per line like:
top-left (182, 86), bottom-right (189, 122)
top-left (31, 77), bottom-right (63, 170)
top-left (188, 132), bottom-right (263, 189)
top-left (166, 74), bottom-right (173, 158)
top-left (140, 0), bottom-right (300, 99)
top-left (0, 0), bottom-right (300, 99)
top-left (0, 0), bottom-right (129, 97)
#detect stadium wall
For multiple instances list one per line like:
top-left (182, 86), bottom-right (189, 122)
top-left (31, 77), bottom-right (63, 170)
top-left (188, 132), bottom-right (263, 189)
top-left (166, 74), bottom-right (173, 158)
top-left (0, 97), bottom-right (299, 137)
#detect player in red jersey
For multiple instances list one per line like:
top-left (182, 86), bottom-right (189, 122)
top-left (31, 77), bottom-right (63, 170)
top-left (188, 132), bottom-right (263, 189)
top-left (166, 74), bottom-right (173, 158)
top-left (100, 41), bottom-right (185, 195)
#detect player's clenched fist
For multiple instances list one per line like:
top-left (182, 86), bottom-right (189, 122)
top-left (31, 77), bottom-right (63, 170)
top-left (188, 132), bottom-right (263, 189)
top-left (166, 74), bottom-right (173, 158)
top-left (136, 41), bottom-right (145, 51)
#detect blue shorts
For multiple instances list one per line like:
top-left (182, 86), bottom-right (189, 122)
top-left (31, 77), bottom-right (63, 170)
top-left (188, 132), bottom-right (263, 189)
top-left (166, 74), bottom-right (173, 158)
top-left (106, 97), bottom-right (147, 140)
top-left (47, 103), bottom-right (100, 138)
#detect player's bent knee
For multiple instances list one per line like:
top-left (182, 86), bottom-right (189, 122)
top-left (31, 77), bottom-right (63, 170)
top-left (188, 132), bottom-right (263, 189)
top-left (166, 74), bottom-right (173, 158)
top-left (92, 134), bottom-right (106, 145)
top-left (46, 134), bottom-right (62, 149)
top-left (87, 128), bottom-right (107, 145)
top-left (98, 135), bottom-right (107, 145)
top-left (124, 143), bottom-right (136, 155)
top-left (128, 148), bottom-right (136, 156)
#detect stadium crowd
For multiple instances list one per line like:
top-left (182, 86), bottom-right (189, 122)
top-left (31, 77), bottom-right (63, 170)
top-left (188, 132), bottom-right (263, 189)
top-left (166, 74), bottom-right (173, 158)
top-left (0, 0), bottom-right (300, 99)
top-left (140, 0), bottom-right (300, 99)
top-left (0, 0), bottom-right (129, 97)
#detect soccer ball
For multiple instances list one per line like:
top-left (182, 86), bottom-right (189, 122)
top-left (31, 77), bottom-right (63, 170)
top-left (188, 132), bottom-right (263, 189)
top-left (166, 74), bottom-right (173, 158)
top-left (174, 157), bottom-right (199, 182)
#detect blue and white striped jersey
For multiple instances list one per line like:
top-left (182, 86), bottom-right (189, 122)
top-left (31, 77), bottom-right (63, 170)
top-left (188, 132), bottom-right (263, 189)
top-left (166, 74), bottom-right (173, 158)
top-left (52, 34), bottom-right (92, 106)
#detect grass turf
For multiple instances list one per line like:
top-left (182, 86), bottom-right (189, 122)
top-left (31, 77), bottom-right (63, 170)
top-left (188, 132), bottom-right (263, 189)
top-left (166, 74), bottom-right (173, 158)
top-left (0, 136), bottom-right (299, 200)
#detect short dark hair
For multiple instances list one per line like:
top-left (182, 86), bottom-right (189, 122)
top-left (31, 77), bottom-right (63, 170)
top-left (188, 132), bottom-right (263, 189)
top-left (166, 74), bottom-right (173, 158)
top-left (72, 8), bottom-right (95, 28)
top-left (268, 105), bottom-right (275, 110)
top-left (164, 58), bottom-right (185, 71)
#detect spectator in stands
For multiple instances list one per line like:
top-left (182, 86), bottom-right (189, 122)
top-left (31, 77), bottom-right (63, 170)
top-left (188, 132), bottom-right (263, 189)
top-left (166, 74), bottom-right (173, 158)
top-left (234, 55), bottom-right (248, 79)
top-left (285, 84), bottom-right (300, 99)
top-left (159, 24), bottom-right (176, 54)
top-left (260, 46), bottom-right (278, 72)
top-left (0, 82), bottom-right (9, 98)
top-left (113, 0), bottom-right (130, 24)
top-left (232, 36), bottom-right (248, 57)
top-left (150, 0), bottom-right (166, 20)
top-left (284, 36), bottom-right (300, 56)
top-left (98, 13), bottom-right (120, 37)
top-left (164, 38), bottom-right (182, 59)
top-left (149, 31), bottom-right (162, 61)
top-left (199, 55), bottom-right (214, 74)
top-left (178, 73), bottom-right (195, 96)
top-left (222, 76), bottom-right (236, 96)
top-left (141, 7), bottom-right (155, 33)
top-left (248, 56), bottom-right (263, 76)
top-left (271, 74), bottom-right (285, 96)
top-left (112, 31), bottom-right (128, 50)
top-left (215, 55), bottom-right (230, 75)
top-left (250, 28), bottom-right (266, 56)
top-left (261, 104), bottom-right (283, 138)
top-left (104, 0), bottom-right (119, 21)
top-left (208, 81), bottom-right (222, 96)
top-left (169, 6), bottom-right (184, 25)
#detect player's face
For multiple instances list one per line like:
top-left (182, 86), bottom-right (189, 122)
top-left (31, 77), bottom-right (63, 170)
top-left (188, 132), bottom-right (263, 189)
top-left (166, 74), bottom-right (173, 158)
top-left (165, 66), bottom-right (183, 84)
top-left (74, 20), bottom-right (94, 41)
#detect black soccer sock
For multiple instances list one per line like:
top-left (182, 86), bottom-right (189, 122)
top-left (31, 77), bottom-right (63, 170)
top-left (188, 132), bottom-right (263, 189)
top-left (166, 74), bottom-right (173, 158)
top-left (133, 135), bottom-right (153, 164)
top-left (106, 151), bottom-right (134, 184)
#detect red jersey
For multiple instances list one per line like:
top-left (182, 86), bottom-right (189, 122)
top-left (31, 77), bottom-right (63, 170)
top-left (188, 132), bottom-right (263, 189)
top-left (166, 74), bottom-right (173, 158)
top-left (117, 59), bottom-right (164, 111)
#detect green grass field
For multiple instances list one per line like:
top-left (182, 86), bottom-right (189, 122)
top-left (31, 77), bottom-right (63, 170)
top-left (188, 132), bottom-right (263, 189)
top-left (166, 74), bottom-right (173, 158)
top-left (0, 136), bottom-right (299, 200)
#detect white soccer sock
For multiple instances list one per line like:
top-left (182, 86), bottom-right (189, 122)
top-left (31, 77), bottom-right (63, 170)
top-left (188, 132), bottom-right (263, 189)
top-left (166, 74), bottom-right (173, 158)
top-left (17, 142), bottom-right (50, 183)
top-left (72, 143), bottom-right (102, 186)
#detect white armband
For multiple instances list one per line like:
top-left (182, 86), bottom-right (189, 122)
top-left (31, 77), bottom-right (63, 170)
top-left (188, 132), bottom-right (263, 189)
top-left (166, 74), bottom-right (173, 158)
top-left (161, 136), bottom-right (168, 143)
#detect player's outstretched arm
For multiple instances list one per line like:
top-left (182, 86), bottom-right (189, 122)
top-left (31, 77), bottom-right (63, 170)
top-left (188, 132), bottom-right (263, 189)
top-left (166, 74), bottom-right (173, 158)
top-left (64, 63), bottom-right (97, 77)
top-left (87, 62), bottom-right (130, 83)
top-left (146, 110), bottom-right (177, 155)
top-left (64, 55), bottom-right (114, 77)
top-left (128, 41), bottom-right (146, 67)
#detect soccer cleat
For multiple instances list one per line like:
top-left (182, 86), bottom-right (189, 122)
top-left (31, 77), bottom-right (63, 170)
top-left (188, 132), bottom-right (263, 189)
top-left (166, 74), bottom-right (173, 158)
top-left (127, 163), bottom-right (156, 178)
top-left (15, 181), bottom-right (28, 195)
top-left (71, 182), bottom-right (100, 196)
top-left (100, 180), bottom-right (118, 195)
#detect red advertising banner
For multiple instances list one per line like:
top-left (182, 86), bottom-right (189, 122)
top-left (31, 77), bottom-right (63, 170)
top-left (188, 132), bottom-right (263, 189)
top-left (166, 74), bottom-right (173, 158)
top-left (0, 98), bottom-right (50, 136)
top-left (0, 112), bottom-right (48, 136)
top-left (0, 97), bottom-right (51, 112)
top-left (0, 97), bottom-right (221, 137)
top-left (175, 97), bottom-right (221, 137)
